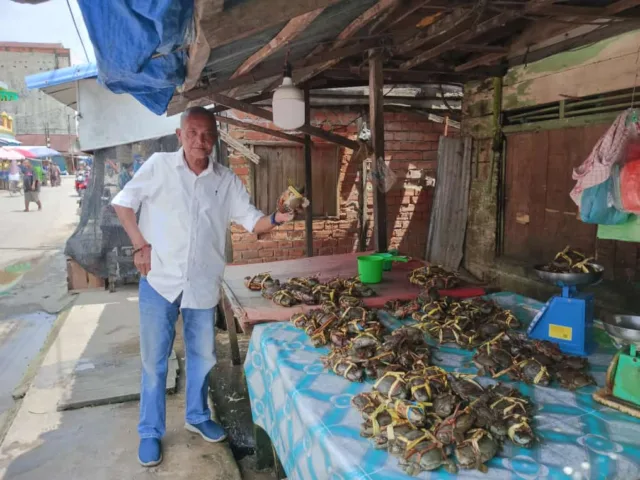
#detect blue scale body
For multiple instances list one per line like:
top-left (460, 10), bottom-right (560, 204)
top-left (527, 286), bottom-right (595, 357)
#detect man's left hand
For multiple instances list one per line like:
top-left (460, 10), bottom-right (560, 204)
top-left (275, 211), bottom-right (294, 224)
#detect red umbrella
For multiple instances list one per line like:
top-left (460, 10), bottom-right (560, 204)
top-left (6, 147), bottom-right (37, 159)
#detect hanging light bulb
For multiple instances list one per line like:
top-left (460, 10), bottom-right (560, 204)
top-left (272, 60), bottom-right (305, 130)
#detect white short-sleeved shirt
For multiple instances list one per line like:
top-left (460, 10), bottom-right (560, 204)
top-left (111, 148), bottom-right (264, 309)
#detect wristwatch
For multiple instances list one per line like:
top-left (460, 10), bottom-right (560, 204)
top-left (270, 211), bottom-right (283, 226)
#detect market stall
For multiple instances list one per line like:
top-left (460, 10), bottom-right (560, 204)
top-left (244, 291), bottom-right (640, 479)
top-left (221, 252), bottom-right (490, 364)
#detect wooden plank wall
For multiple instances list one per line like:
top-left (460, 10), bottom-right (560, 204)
top-left (503, 123), bottom-right (640, 282)
top-left (253, 145), bottom-right (339, 217)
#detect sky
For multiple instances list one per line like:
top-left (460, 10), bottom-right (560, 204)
top-left (1, 0), bottom-right (96, 65)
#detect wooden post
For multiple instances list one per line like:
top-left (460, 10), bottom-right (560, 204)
top-left (368, 50), bottom-right (388, 253)
top-left (304, 87), bottom-right (313, 257)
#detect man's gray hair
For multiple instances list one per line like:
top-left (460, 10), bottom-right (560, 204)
top-left (180, 106), bottom-right (217, 129)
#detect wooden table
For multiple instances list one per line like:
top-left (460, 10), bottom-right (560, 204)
top-left (219, 252), bottom-right (424, 364)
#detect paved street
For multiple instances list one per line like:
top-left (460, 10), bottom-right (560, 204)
top-left (0, 176), bottom-right (80, 440)
top-left (0, 176), bottom-right (78, 270)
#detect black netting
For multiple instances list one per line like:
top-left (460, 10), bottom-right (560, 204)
top-left (65, 135), bottom-right (180, 284)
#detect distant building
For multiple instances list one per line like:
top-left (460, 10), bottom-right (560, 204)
top-left (0, 42), bottom-right (77, 154)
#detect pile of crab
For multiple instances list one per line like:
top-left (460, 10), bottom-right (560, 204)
top-left (409, 264), bottom-right (461, 289)
top-left (385, 295), bottom-right (521, 350)
top-left (352, 373), bottom-right (536, 475)
top-left (539, 246), bottom-right (599, 274)
top-left (472, 331), bottom-right (596, 390)
top-left (244, 273), bottom-right (375, 308)
top-left (288, 306), bottom-right (541, 475)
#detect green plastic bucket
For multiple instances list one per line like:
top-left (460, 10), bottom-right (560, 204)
top-left (357, 255), bottom-right (384, 284)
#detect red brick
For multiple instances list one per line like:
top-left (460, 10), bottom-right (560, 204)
top-left (242, 250), bottom-right (259, 259)
top-left (319, 247), bottom-right (333, 255)
top-left (234, 242), bottom-right (259, 251)
top-left (261, 250), bottom-right (275, 257)
top-left (246, 258), bottom-right (264, 264)
top-left (278, 241), bottom-right (293, 248)
top-left (258, 240), bottom-right (278, 249)
top-left (287, 248), bottom-right (305, 257)
top-left (292, 240), bottom-right (306, 248)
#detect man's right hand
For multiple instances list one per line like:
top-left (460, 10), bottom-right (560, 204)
top-left (134, 244), bottom-right (152, 276)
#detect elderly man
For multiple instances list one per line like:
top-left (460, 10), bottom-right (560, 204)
top-left (112, 106), bottom-right (292, 467)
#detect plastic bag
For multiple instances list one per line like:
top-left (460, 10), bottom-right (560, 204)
top-left (620, 159), bottom-right (640, 213)
top-left (579, 176), bottom-right (630, 225)
top-left (369, 156), bottom-right (397, 193)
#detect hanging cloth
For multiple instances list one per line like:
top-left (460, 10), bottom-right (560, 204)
top-left (569, 109), bottom-right (633, 207)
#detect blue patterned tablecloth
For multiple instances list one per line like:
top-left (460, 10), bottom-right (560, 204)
top-left (244, 293), bottom-right (640, 480)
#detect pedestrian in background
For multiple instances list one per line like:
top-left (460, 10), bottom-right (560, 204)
top-left (22, 160), bottom-right (42, 212)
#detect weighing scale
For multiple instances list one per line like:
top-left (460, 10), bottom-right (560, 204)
top-left (527, 264), bottom-right (604, 356)
top-left (594, 314), bottom-right (640, 416)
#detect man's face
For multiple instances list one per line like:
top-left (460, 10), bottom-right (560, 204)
top-left (23, 161), bottom-right (31, 170)
top-left (177, 113), bottom-right (217, 162)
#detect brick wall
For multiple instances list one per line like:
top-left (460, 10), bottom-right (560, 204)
top-left (226, 109), bottom-right (447, 264)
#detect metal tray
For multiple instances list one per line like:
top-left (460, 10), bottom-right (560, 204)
top-left (533, 263), bottom-right (604, 287)
top-left (602, 314), bottom-right (640, 345)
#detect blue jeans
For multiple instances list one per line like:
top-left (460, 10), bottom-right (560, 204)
top-left (138, 277), bottom-right (217, 439)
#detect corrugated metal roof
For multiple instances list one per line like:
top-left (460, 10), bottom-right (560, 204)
top-left (25, 64), bottom-right (98, 90)
top-left (203, 23), bottom-right (286, 81)
top-left (202, 0), bottom-right (377, 83)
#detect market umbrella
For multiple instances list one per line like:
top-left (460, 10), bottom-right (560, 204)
top-left (0, 81), bottom-right (19, 101)
top-left (0, 147), bottom-right (25, 160)
top-left (17, 146), bottom-right (62, 158)
top-left (6, 147), bottom-right (38, 159)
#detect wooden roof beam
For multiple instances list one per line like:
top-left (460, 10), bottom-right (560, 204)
top-left (455, 51), bottom-right (507, 71)
top-left (168, 38), bottom-right (381, 115)
top-left (230, 9), bottom-right (324, 79)
top-left (296, 0), bottom-right (399, 84)
top-left (606, 0), bottom-right (640, 15)
top-left (393, 6), bottom-right (473, 56)
top-left (215, 114), bottom-right (305, 144)
top-left (208, 93), bottom-right (360, 150)
top-left (474, 0), bottom-right (640, 70)
top-left (400, 0), bottom-right (557, 70)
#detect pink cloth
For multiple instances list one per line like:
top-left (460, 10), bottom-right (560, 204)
top-left (9, 159), bottom-right (18, 175)
top-left (570, 110), bottom-right (633, 206)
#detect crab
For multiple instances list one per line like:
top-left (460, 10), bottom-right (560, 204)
top-left (323, 353), bottom-right (364, 382)
top-left (244, 273), bottom-right (273, 291)
top-left (343, 280), bottom-right (376, 298)
top-left (374, 371), bottom-right (409, 400)
top-left (260, 279), bottom-right (281, 299)
top-left (397, 430), bottom-right (457, 475)
top-left (435, 406), bottom-right (476, 445)
top-left (555, 366), bottom-right (596, 390)
top-left (387, 399), bottom-right (428, 428)
top-left (433, 392), bottom-right (458, 418)
top-left (272, 289), bottom-right (298, 307)
top-left (505, 414), bottom-right (536, 448)
top-left (392, 300), bottom-right (422, 319)
top-left (290, 313), bottom-right (309, 329)
top-left (454, 428), bottom-right (499, 472)
top-left (449, 374), bottom-right (485, 401)
top-left (519, 359), bottom-right (551, 386)
top-left (286, 286), bottom-right (316, 305)
top-left (339, 295), bottom-right (364, 309)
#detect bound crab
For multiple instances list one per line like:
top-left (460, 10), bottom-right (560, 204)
top-left (244, 273), bottom-right (273, 291)
top-left (454, 428), bottom-right (499, 472)
top-left (272, 289), bottom-right (298, 307)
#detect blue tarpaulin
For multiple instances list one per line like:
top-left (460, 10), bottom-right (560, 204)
top-left (77, 0), bottom-right (193, 115)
